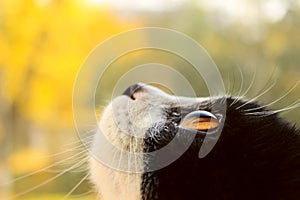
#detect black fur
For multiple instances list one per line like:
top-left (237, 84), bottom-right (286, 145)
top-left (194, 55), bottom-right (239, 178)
top-left (142, 97), bottom-right (300, 200)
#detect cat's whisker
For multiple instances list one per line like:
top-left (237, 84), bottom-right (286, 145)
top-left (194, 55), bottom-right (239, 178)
top-left (271, 99), bottom-right (300, 114)
top-left (110, 147), bottom-right (119, 169)
top-left (65, 190), bottom-right (93, 198)
top-left (244, 80), bottom-right (300, 112)
top-left (62, 131), bottom-right (96, 148)
top-left (37, 133), bottom-right (94, 160)
top-left (13, 158), bottom-right (88, 198)
top-left (225, 72), bottom-right (232, 96)
top-left (243, 65), bottom-right (278, 103)
top-left (117, 143), bottom-right (124, 173)
top-left (2, 149), bottom-right (89, 186)
top-left (38, 143), bottom-right (88, 159)
top-left (43, 154), bottom-right (89, 173)
top-left (134, 135), bottom-right (139, 173)
top-left (243, 98), bottom-right (300, 117)
top-left (230, 66), bottom-right (257, 107)
top-left (229, 69), bottom-right (236, 97)
top-left (44, 168), bottom-right (88, 173)
top-left (256, 65), bottom-right (278, 96)
top-left (49, 148), bottom-right (90, 167)
top-left (44, 154), bottom-right (88, 174)
top-left (237, 81), bottom-right (277, 110)
top-left (62, 172), bottom-right (90, 200)
top-left (237, 65), bottom-right (244, 92)
top-left (230, 65), bottom-right (244, 106)
top-left (240, 66), bottom-right (257, 97)
top-left (243, 110), bottom-right (275, 117)
top-left (126, 138), bottom-right (133, 191)
top-left (104, 131), bottom-right (125, 181)
top-left (79, 130), bottom-right (99, 144)
top-left (123, 144), bottom-right (130, 191)
top-left (129, 138), bottom-right (132, 172)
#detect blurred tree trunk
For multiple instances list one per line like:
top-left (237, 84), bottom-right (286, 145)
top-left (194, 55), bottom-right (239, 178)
top-left (0, 68), bottom-right (12, 198)
top-left (0, 31), bottom-right (47, 196)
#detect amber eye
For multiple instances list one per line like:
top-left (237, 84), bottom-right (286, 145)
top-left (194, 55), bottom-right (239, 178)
top-left (180, 111), bottom-right (220, 132)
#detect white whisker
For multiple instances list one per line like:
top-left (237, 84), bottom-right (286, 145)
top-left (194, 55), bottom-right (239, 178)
top-left (43, 156), bottom-right (88, 173)
top-left (62, 173), bottom-right (90, 200)
top-left (134, 135), bottom-right (139, 173)
top-left (67, 190), bottom-right (93, 198)
top-left (229, 70), bottom-right (236, 96)
top-left (244, 99), bottom-right (300, 117)
top-left (240, 66), bottom-right (257, 98)
top-left (271, 99), bottom-right (300, 114)
top-left (225, 72), bottom-right (232, 95)
top-left (110, 148), bottom-right (118, 169)
top-left (114, 143), bottom-right (124, 182)
top-left (53, 153), bottom-right (89, 168)
top-left (13, 159), bottom-right (87, 198)
top-left (245, 65), bottom-right (278, 101)
top-left (61, 133), bottom-right (95, 148)
top-left (230, 65), bottom-right (244, 106)
top-left (38, 144), bottom-right (87, 159)
top-left (254, 65), bottom-right (278, 96)
top-left (237, 81), bottom-right (277, 110)
top-left (126, 138), bottom-right (132, 192)
top-left (244, 81), bottom-right (300, 112)
top-left (2, 150), bottom-right (89, 186)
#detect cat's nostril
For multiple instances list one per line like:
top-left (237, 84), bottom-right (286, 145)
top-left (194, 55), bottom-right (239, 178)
top-left (122, 83), bottom-right (144, 100)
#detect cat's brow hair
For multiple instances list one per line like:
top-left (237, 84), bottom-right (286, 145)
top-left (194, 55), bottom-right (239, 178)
top-left (227, 65), bottom-right (257, 106)
top-left (243, 81), bottom-right (300, 112)
top-left (236, 81), bottom-right (277, 110)
top-left (229, 65), bottom-right (274, 101)
top-left (230, 64), bottom-right (244, 106)
top-left (227, 67), bottom-right (299, 120)
top-left (227, 65), bottom-right (299, 118)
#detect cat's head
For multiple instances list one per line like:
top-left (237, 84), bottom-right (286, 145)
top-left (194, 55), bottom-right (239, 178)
top-left (90, 83), bottom-right (300, 200)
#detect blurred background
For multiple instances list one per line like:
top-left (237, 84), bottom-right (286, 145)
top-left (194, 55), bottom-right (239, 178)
top-left (0, 0), bottom-right (300, 199)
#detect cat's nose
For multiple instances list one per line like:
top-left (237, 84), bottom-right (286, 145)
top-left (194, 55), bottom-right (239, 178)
top-left (122, 83), bottom-right (144, 100)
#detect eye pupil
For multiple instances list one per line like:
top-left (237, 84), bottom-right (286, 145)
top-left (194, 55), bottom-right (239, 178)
top-left (180, 110), bottom-right (220, 132)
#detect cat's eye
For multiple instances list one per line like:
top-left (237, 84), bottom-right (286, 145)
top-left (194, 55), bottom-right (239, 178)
top-left (180, 111), bottom-right (220, 132)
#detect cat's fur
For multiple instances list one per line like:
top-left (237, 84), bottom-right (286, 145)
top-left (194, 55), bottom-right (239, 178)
top-left (89, 83), bottom-right (300, 200)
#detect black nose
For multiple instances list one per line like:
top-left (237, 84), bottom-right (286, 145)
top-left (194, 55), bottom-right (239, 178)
top-left (122, 83), bottom-right (144, 100)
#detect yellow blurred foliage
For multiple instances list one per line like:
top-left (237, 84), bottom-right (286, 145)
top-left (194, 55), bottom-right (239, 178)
top-left (21, 194), bottom-right (95, 200)
top-left (264, 31), bottom-right (287, 57)
top-left (0, 123), bottom-right (3, 141)
top-left (0, 0), bottom-right (140, 127)
top-left (8, 148), bottom-right (50, 175)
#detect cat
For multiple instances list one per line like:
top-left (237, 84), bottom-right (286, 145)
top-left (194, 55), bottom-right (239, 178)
top-left (89, 83), bottom-right (300, 200)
